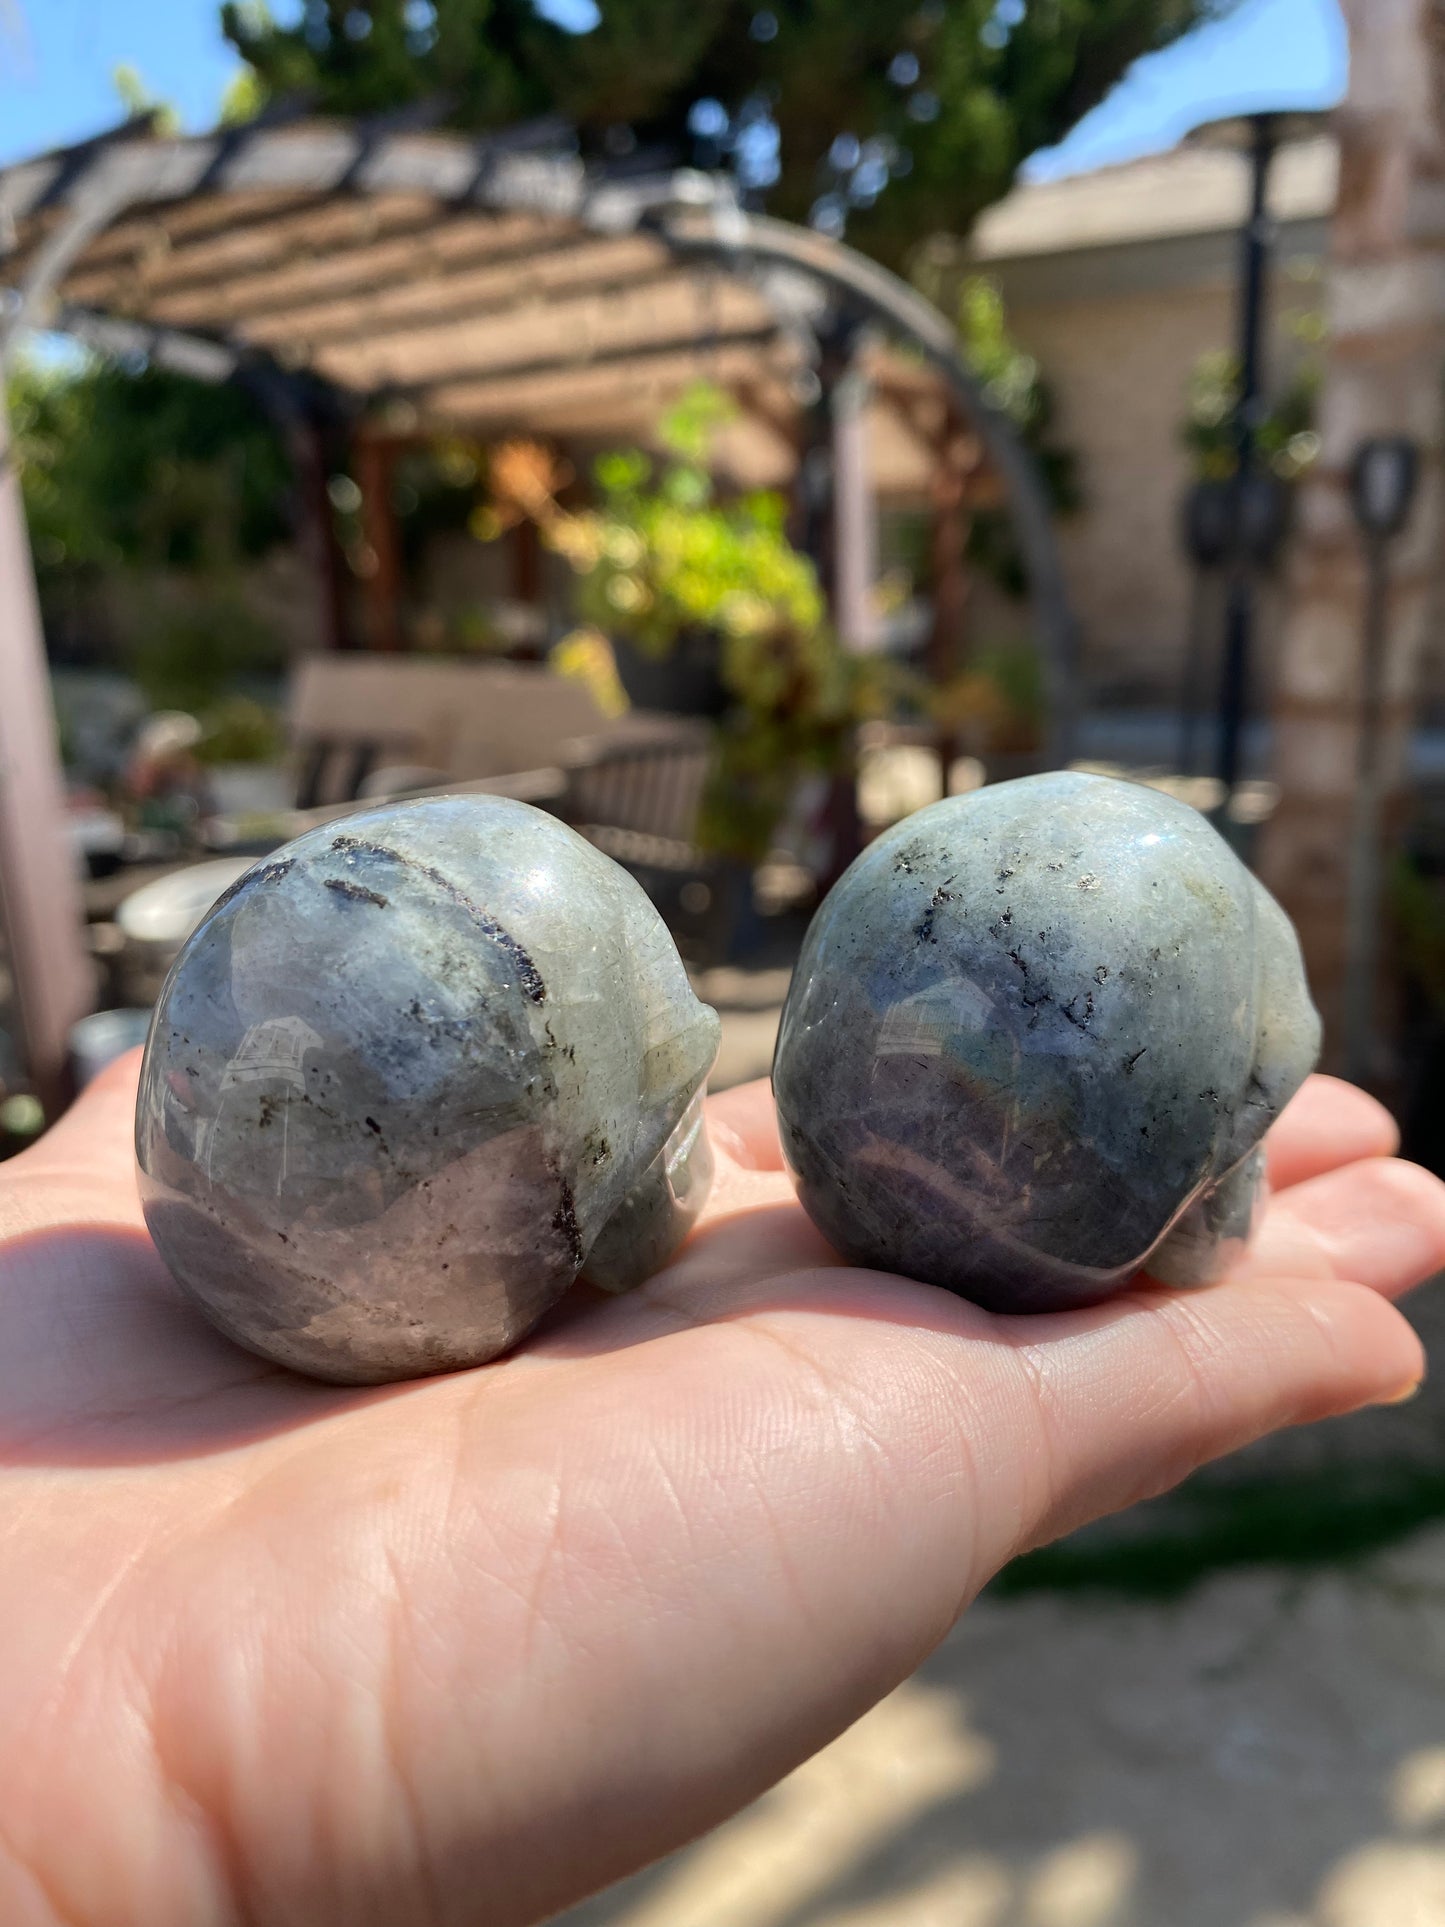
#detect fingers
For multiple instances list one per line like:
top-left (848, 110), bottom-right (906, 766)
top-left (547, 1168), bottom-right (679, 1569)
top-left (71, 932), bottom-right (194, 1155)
top-left (983, 1271), bottom-right (1427, 1556)
top-left (705, 1079), bottom-right (785, 1172)
top-left (0, 1047), bottom-right (147, 1234)
top-left (1252, 1156), bottom-right (1445, 1298)
top-left (674, 1263), bottom-right (1427, 1600)
top-left (1266, 1074), bottom-right (1399, 1190)
top-left (389, 1259), bottom-right (1425, 1927)
top-left (26, 1048), bottom-right (143, 1166)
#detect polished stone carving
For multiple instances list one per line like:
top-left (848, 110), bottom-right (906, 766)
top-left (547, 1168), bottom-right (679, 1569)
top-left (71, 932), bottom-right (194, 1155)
top-left (772, 772), bottom-right (1320, 1314)
top-left (136, 796), bottom-right (719, 1382)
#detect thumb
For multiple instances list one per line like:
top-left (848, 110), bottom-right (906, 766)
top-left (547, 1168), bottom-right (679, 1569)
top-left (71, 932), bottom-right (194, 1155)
top-left (1, 1046), bottom-right (147, 1231)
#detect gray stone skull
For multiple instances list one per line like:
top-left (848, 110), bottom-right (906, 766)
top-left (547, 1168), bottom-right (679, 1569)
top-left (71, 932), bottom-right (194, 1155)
top-left (772, 772), bottom-right (1322, 1314)
top-left (136, 796), bottom-right (720, 1382)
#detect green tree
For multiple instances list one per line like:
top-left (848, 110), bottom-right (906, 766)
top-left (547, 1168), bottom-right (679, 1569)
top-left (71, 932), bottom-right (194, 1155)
top-left (222, 0), bottom-right (563, 129)
top-left (9, 356), bottom-right (292, 575)
top-left (9, 354), bottom-right (293, 711)
top-left (952, 272), bottom-right (1079, 591)
top-left (1182, 346), bottom-right (1323, 484)
top-left (112, 64), bottom-right (182, 134)
top-left (221, 0), bottom-right (1237, 265)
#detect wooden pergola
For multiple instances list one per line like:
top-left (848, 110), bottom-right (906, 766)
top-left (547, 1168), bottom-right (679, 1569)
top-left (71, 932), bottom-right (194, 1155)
top-left (0, 111), bottom-right (1077, 1110)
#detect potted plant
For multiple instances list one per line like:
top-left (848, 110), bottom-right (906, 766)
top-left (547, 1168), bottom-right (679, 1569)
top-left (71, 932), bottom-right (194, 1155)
top-left (484, 391), bottom-right (899, 877)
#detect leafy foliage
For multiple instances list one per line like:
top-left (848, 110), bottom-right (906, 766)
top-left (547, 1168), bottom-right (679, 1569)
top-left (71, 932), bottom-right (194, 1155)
top-left (9, 356), bottom-right (292, 577)
top-left (951, 272), bottom-right (1079, 594)
top-left (112, 64), bottom-right (182, 134)
top-left (123, 593), bottom-right (287, 715)
top-left (1182, 346), bottom-right (1323, 484)
top-left (995, 1458), bottom-right (1445, 1600)
top-left (1181, 268), bottom-right (1326, 483)
top-left (932, 638), bottom-right (1043, 753)
top-left (548, 627), bottom-right (631, 716)
top-left (486, 387), bottom-right (900, 858)
top-left (9, 355), bottom-right (293, 722)
top-left (221, 0), bottom-right (1235, 264)
top-left (195, 693), bottom-right (287, 763)
top-left (222, 0), bottom-right (562, 129)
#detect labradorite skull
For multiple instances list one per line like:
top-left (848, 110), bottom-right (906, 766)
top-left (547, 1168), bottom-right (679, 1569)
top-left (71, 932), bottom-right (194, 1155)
top-left (136, 796), bottom-right (719, 1382)
top-left (772, 771), bottom-right (1320, 1314)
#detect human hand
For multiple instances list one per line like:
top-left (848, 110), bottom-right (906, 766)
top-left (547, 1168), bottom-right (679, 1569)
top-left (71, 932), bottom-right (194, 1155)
top-left (0, 1054), bottom-right (1441, 1926)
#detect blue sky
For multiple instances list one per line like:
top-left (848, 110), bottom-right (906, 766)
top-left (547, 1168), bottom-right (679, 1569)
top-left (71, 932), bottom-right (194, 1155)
top-left (1029, 0), bottom-right (1346, 179)
top-left (0, 0), bottom-right (1346, 178)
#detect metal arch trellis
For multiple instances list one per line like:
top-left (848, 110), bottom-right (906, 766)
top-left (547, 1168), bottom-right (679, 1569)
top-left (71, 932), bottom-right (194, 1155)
top-left (0, 115), bottom-right (1079, 755)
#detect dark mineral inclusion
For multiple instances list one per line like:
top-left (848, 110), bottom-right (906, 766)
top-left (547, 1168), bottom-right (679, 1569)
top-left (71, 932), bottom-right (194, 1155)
top-left (772, 771), bottom-right (1320, 1314)
top-left (136, 795), bottom-right (720, 1383)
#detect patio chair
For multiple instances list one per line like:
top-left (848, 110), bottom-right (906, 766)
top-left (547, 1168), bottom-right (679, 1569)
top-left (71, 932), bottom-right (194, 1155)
top-left (284, 655), bottom-right (744, 953)
top-left (560, 725), bottom-right (712, 875)
top-left (286, 655), bottom-right (615, 809)
top-left (554, 722), bottom-right (758, 960)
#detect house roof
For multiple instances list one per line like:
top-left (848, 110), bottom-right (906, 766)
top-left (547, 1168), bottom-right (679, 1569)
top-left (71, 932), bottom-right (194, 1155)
top-left (973, 135), bottom-right (1338, 265)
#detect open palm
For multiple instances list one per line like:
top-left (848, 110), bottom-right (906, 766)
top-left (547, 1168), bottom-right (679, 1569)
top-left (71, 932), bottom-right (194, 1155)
top-left (0, 1051), bottom-right (1442, 1927)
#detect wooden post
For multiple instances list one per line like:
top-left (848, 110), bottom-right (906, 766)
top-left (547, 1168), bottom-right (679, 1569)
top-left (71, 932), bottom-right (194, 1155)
top-left (290, 414), bottom-right (356, 653)
top-left (1256, 0), bottom-right (1445, 1071)
top-left (512, 517), bottom-right (542, 607)
top-left (511, 515), bottom-right (544, 656)
top-left (0, 398), bottom-right (95, 1118)
top-left (355, 434), bottom-right (404, 652)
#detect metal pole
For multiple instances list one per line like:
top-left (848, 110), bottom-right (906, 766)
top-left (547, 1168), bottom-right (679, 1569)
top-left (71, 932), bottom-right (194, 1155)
top-left (1178, 565), bottom-right (1219, 776)
top-left (1216, 115), bottom-right (1276, 793)
top-left (1343, 530), bottom-right (1391, 1085)
top-left (0, 396), bottom-right (94, 1118)
top-left (802, 319), bottom-right (864, 882)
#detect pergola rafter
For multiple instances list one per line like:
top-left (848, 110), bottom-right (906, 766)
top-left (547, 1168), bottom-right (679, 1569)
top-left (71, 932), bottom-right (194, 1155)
top-left (157, 229), bottom-right (667, 336)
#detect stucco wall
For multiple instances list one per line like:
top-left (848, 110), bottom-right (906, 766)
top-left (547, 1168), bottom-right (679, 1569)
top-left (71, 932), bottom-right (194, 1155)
top-left (995, 266), bottom-right (1303, 707)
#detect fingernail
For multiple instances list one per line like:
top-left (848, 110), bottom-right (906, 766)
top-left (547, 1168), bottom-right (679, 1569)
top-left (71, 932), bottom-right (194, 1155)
top-left (1375, 1379), bottom-right (1425, 1406)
